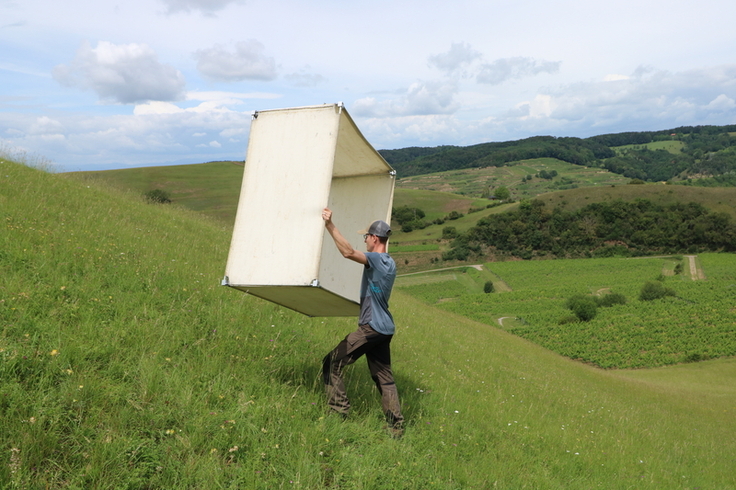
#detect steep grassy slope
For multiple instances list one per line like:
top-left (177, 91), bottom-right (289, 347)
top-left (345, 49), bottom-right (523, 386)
top-left (3, 159), bottom-right (736, 488)
top-left (67, 161), bottom-right (245, 225)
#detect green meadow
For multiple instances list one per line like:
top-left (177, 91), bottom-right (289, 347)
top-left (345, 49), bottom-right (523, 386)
top-left (396, 158), bottom-right (630, 200)
top-left (612, 140), bottom-right (686, 155)
top-left (69, 161), bottom-right (245, 225)
top-left (4, 158), bottom-right (736, 488)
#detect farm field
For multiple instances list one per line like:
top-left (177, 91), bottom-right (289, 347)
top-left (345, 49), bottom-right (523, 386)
top-left (395, 253), bottom-right (736, 369)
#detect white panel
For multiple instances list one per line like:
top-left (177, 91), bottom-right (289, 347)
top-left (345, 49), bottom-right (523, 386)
top-left (333, 109), bottom-right (393, 177)
top-left (226, 106), bottom-right (338, 286)
top-left (318, 173), bottom-right (396, 301)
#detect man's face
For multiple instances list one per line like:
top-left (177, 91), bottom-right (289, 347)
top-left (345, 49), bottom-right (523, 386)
top-left (364, 233), bottom-right (377, 252)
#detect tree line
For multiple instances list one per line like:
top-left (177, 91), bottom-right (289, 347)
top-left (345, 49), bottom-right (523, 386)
top-left (443, 198), bottom-right (736, 261)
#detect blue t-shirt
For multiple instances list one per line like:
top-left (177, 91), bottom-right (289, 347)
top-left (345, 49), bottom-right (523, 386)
top-left (359, 252), bottom-right (396, 335)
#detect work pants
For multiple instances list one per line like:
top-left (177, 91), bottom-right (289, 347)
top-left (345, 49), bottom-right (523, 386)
top-left (322, 324), bottom-right (404, 428)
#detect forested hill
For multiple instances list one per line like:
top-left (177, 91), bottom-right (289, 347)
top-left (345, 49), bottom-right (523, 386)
top-left (379, 124), bottom-right (736, 183)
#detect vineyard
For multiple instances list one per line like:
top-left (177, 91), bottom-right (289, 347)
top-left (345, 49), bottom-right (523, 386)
top-left (395, 253), bottom-right (736, 369)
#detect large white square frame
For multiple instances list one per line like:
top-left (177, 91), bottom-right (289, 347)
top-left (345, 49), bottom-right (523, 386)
top-left (223, 104), bottom-right (396, 316)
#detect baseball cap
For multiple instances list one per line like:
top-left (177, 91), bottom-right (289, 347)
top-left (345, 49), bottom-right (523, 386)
top-left (358, 220), bottom-right (392, 238)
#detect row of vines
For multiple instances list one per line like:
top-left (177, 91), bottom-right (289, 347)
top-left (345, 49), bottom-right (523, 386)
top-left (396, 254), bottom-right (736, 369)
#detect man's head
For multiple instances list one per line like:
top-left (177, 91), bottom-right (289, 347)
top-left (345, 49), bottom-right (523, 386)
top-left (360, 220), bottom-right (391, 238)
top-left (359, 220), bottom-right (391, 251)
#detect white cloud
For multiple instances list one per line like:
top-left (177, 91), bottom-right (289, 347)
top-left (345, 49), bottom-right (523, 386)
top-left (53, 41), bottom-right (186, 104)
top-left (160, 0), bottom-right (244, 16)
top-left (29, 116), bottom-right (65, 135)
top-left (284, 67), bottom-right (326, 87)
top-left (707, 94), bottom-right (736, 111)
top-left (476, 57), bottom-right (562, 85)
top-left (604, 74), bottom-right (630, 82)
top-left (487, 64), bottom-right (736, 137)
top-left (193, 40), bottom-right (277, 82)
top-left (186, 90), bottom-right (281, 103)
top-left (428, 42), bottom-right (481, 75)
top-left (133, 101), bottom-right (184, 115)
top-left (353, 81), bottom-right (459, 118)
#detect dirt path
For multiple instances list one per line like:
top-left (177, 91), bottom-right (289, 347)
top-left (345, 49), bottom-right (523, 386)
top-left (398, 264), bottom-right (483, 277)
top-left (685, 255), bottom-right (705, 280)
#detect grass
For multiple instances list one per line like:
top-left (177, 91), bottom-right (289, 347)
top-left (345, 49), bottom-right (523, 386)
top-left (395, 157), bottom-right (630, 200)
top-left (532, 184), bottom-right (736, 221)
top-left (66, 161), bottom-right (245, 225)
top-left (612, 140), bottom-right (686, 155)
top-left (6, 157), bottom-right (736, 488)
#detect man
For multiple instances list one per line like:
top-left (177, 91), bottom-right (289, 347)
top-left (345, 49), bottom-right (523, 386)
top-left (321, 207), bottom-right (404, 437)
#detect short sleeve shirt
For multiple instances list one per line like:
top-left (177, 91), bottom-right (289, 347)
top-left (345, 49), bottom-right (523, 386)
top-left (359, 252), bottom-right (396, 335)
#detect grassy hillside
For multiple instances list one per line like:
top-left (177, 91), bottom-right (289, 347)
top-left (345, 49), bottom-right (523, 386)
top-left (396, 157), bottom-right (630, 200)
top-left (3, 158), bottom-right (736, 488)
top-left (612, 140), bottom-right (686, 154)
top-left (68, 161), bottom-right (245, 225)
top-left (532, 183), bottom-right (736, 220)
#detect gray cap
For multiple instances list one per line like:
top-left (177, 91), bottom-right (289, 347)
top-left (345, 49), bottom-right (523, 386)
top-left (358, 220), bottom-right (392, 238)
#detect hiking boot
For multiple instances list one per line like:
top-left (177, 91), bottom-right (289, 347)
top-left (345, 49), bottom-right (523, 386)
top-left (384, 424), bottom-right (404, 439)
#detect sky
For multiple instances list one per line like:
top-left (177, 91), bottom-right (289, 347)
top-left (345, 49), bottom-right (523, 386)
top-left (1, 0), bottom-right (736, 172)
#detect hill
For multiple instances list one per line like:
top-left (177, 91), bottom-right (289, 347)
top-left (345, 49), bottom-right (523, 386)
top-left (4, 158), bottom-right (736, 488)
top-left (396, 157), bottom-right (630, 199)
top-left (68, 160), bottom-right (245, 226)
top-left (380, 124), bottom-right (736, 183)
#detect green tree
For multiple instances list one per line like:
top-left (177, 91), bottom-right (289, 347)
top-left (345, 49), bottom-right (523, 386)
top-left (494, 186), bottom-right (510, 200)
top-left (442, 226), bottom-right (458, 239)
top-left (566, 294), bottom-right (598, 321)
top-left (639, 281), bottom-right (676, 301)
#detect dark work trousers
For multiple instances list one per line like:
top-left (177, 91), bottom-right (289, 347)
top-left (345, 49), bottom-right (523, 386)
top-left (322, 323), bottom-right (404, 428)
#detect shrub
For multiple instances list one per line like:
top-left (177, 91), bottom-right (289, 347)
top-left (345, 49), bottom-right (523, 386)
top-left (483, 281), bottom-right (494, 293)
top-left (392, 206), bottom-right (425, 226)
top-left (442, 226), bottom-right (458, 239)
top-left (595, 292), bottom-right (627, 307)
top-left (558, 315), bottom-right (580, 325)
top-left (442, 247), bottom-right (469, 261)
top-left (639, 281), bottom-right (676, 301)
top-left (144, 189), bottom-right (172, 204)
top-left (565, 294), bottom-right (598, 321)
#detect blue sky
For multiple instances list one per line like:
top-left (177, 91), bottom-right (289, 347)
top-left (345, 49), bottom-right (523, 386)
top-left (1, 0), bottom-right (735, 171)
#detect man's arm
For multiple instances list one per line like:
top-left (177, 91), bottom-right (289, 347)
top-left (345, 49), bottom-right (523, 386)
top-left (322, 208), bottom-right (368, 265)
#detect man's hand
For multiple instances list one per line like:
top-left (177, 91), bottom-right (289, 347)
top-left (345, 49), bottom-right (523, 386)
top-left (321, 207), bottom-right (367, 265)
top-left (322, 208), bottom-right (333, 224)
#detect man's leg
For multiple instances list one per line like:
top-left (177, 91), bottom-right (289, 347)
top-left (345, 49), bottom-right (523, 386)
top-left (322, 326), bottom-right (371, 415)
top-left (365, 337), bottom-right (404, 429)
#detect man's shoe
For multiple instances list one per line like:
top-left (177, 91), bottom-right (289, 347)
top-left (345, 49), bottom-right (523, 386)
top-left (384, 424), bottom-right (404, 439)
